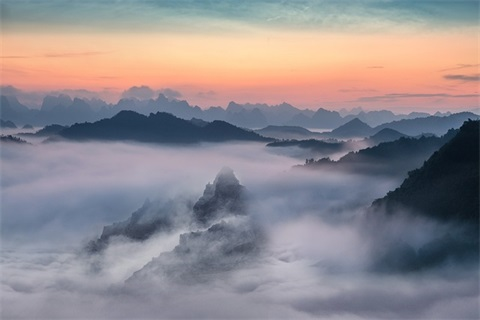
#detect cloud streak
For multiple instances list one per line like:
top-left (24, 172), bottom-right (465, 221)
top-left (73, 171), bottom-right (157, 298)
top-left (439, 63), bottom-right (479, 72)
top-left (356, 92), bottom-right (479, 102)
top-left (444, 74), bottom-right (480, 82)
top-left (1, 51), bottom-right (110, 59)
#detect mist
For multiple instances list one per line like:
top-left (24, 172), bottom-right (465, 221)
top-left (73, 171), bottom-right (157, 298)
top-left (1, 140), bottom-right (478, 319)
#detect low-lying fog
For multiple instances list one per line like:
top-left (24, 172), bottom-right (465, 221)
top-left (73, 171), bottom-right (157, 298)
top-left (1, 140), bottom-right (478, 319)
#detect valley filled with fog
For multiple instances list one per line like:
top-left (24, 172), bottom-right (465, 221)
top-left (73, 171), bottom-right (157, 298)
top-left (1, 135), bottom-right (478, 319)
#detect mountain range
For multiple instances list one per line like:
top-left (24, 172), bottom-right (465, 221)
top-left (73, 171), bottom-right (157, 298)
top-left (300, 128), bottom-right (458, 176)
top-left (258, 113), bottom-right (478, 140)
top-left (1, 92), bottom-right (470, 129)
top-left (56, 110), bottom-right (270, 144)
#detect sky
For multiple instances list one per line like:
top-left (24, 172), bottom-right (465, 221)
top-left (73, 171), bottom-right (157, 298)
top-left (1, 0), bottom-right (479, 111)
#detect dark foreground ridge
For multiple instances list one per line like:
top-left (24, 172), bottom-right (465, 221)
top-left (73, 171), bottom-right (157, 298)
top-left (58, 110), bottom-right (270, 144)
top-left (373, 120), bottom-right (479, 225)
top-left (368, 120), bottom-right (479, 272)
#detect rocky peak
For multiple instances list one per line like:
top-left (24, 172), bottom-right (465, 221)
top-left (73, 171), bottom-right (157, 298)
top-left (193, 167), bottom-right (247, 226)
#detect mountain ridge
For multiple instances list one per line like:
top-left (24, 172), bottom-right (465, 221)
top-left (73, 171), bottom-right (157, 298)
top-left (57, 110), bottom-right (270, 144)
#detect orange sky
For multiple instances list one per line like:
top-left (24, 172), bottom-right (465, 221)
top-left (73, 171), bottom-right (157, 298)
top-left (1, 1), bottom-right (479, 112)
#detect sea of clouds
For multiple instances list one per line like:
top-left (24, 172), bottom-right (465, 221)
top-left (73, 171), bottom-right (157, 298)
top-left (1, 140), bottom-right (478, 319)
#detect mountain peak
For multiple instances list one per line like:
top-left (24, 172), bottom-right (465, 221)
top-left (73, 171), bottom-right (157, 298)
top-left (193, 167), bottom-right (246, 225)
top-left (329, 117), bottom-right (373, 138)
top-left (214, 166), bottom-right (239, 188)
top-left (344, 117), bottom-right (371, 127)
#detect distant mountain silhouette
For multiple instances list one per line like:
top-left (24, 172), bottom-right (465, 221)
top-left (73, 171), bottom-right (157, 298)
top-left (58, 110), bottom-right (270, 144)
top-left (310, 108), bottom-right (345, 129)
top-left (368, 120), bottom-right (479, 272)
top-left (374, 112), bottom-right (478, 136)
top-left (0, 95), bottom-right (32, 124)
top-left (366, 128), bottom-right (408, 145)
top-left (325, 118), bottom-right (374, 138)
top-left (0, 119), bottom-right (17, 128)
top-left (22, 124), bottom-right (34, 130)
top-left (225, 102), bottom-right (268, 128)
top-left (306, 112), bottom-right (478, 141)
top-left (2, 89), bottom-right (477, 129)
top-left (267, 139), bottom-right (346, 155)
top-left (255, 125), bottom-right (321, 140)
top-left (301, 129), bottom-right (457, 175)
top-left (343, 110), bottom-right (398, 127)
top-left (285, 112), bottom-right (314, 127)
top-left (189, 117), bottom-right (209, 127)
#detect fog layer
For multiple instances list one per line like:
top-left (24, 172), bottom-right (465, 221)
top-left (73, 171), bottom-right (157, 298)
top-left (1, 141), bottom-right (478, 319)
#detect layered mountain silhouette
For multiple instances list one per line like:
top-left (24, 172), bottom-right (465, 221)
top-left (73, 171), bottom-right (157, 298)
top-left (57, 111), bottom-right (270, 143)
top-left (2, 88), bottom-right (477, 129)
top-left (255, 125), bottom-right (322, 140)
top-left (267, 139), bottom-right (347, 159)
top-left (323, 118), bottom-right (374, 138)
top-left (368, 120), bottom-right (479, 272)
top-left (374, 112), bottom-right (478, 136)
top-left (301, 129), bottom-right (458, 175)
top-left (365, 128), bottom-right (408, 145)
top-left (318, 113), bottom-right (479, 140)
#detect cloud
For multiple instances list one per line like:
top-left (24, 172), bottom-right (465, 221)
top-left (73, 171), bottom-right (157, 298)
top-left (439, 64), bottom-right (479, 72)
top-left (1, 140), bottom-right (478, 318)
top-left (356, 92), bottom-right (479, 102)
top-left (367, 66), bottom-right (384, 69)
top-left (444, 74), bottom-right (480, 82)
top-left (1, 51), bottom-right (110, 59)
top-left (0, 85), bottom-right (117, 108)
top-left (121, 85), bottom-right (155, 100)
top-left (120, 86), bottom-right (183, 101)
top-left (339, 88), bottom-right (377, 93)
top-left (197, 90), bottom-right (217, 99)
top-left (158, 88), bottom-right (182, 100)
top-left (43, 51), bottom-right (109, 58)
